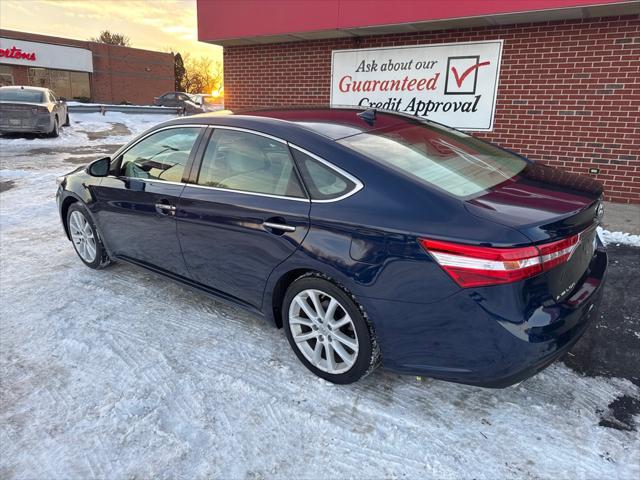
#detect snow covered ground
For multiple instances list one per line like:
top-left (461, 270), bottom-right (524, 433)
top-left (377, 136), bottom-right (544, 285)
top-left (1, 114), bottom-right (639, 479)
top-left (598, 228), bottom-right (640, 248)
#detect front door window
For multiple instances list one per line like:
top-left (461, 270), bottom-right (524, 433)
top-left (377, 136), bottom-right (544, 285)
top-left (119, 127), bottom-right (202, 183)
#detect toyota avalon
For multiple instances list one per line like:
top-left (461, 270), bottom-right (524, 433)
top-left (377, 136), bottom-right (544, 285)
top-left (56, 108), bottom-right (607, 386)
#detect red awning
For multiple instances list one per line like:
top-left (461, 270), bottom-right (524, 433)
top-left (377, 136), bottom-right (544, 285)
top-left (197, 0), bottom-right (638, 46)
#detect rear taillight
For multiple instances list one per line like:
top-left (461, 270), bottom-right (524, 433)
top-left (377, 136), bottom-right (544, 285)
top-left (32, 106), bottom-right (48, 114)
top-left (419, 233), bottom-right (582, 288)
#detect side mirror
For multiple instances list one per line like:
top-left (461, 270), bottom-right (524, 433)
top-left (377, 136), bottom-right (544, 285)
top-left (59, 97), bottom-right (67, 102)
top-left (87, 157), bottom-right (111, 177)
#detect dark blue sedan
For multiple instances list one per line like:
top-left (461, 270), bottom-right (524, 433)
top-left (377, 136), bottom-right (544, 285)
top-left (56, 108), bottom-right (607, 387)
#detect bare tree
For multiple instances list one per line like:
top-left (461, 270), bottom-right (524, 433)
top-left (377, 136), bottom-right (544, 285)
top-left (181, 54), bottom-right (223, 95)
top-left (90, 30), bottom-right (131, 47)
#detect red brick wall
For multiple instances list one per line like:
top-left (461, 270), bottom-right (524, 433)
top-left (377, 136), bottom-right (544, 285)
top-left (224, 15), bottom-right (640, 204)
top-left (0, 29), bottom-right (174, 105)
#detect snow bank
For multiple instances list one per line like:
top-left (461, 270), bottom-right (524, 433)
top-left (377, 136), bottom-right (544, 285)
top-left (0, 111), bottom-right (175, 151)
top-left (598, 227), bottom-right (640, 248)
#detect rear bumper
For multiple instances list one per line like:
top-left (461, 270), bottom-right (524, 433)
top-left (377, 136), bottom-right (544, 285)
top-left (0, 114), bottom-right (52, 133)
top-left (362, 246), bottom-right (608, 388)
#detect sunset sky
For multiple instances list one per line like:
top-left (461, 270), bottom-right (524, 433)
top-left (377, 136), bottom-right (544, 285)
top-left (0, 0), bottom-right (222, 62)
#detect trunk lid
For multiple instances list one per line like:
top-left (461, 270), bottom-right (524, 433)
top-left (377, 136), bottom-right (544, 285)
top-left (0, 102), bottom-right (46, 121)
top-left (0, 101), bottom-right (45, 110)
top-left (465, 162), bottom-right (604, 302)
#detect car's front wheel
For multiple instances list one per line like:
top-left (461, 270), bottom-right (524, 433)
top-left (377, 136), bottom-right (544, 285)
top-left (67, 203), bottom-right (111, 269)
top-left (283, 274), bottom-right (379, 384)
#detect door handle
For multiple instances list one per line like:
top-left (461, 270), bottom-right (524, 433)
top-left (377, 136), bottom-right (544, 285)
top-left (155, 203), bottom-right (176, 216)
top-left (263, 221), bottom-right (296, 232)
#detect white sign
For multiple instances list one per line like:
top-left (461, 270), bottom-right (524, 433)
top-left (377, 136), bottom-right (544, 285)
top-left (0, 37), bottom-right (93, 73)
top-left (331, 40), bottom-right (503, 131)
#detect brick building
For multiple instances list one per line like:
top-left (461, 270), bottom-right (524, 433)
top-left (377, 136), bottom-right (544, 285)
top-left (198, 0), bottom-right (640, 203)
top-left (0, 30), bottom-right (174, 105)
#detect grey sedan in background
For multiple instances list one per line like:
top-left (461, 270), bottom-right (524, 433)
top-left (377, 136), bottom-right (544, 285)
top-left (153, 91), bottom-right (205, 115)
top-left (0, 86), bottom-right (69, 137)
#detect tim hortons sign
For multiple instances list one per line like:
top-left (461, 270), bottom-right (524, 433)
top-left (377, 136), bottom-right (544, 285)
top-left (331, 40), bottom-right (503, 131)
top-left (0, 37), bottom-right (93, 73)
top-left (0, 45), bottom-right (36, 61)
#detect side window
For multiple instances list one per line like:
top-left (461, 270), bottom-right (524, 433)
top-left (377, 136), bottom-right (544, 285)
top-left (291, 148), bottom-right (357, 200)
top-left (119, 127), bottom-right (201, 182)
top-left (197, 129), bottom-right (306, 198)
top-left (49, 91), bottom-right (57, 102)
top-left (163, 93), bottom-right (176, 100)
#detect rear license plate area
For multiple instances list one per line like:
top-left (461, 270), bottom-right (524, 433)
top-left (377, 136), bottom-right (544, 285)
top-left (548, 228), bottom-right (597, 303)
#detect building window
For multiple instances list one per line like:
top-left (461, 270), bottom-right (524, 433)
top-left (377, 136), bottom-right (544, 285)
top-left (0, 65), bottom-right (14, 86)
top-left (70, 71), bottom-right (90, 99)
top-left (50, 69), bottom-right (70, 97)
top-left (26, 67), bottom-right (90, 100)
top-left (28, 67), bottom-right (50, 89)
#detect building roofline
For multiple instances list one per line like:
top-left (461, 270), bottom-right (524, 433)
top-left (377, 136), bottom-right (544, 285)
top-left (0, 29), bottom-right (174, 58)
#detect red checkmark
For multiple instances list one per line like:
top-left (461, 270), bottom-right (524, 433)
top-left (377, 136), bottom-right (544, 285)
top-left (450, 61), bottom-right (491, 88)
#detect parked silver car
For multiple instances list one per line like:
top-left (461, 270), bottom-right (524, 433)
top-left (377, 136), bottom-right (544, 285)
top-left (153, 91), bottom-right (204, 115)
top-left (0, 86), bottom-right (69, 137)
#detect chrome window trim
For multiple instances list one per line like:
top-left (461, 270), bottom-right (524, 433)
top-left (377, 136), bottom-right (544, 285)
top-left (111, 123), bottom-right (363, 204)
top-left (104, 177), bottom-right (187, 188)
top-left (287, 144), bottom-right (364, 203)
top-left (207, 124), bottom-right (287, 144)
top-left (113, 124), bottom-right (205, 162)
top-left (182, 183), bottom-right (310, 203)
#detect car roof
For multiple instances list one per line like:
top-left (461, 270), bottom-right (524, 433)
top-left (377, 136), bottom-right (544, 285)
top-left (169, 106), bottom-right (424, 140)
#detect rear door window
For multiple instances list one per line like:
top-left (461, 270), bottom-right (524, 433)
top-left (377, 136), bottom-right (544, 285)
top-left (197, 129), bottom-right (306, 198)
top-left (338, 123), bottom-right (527, 199)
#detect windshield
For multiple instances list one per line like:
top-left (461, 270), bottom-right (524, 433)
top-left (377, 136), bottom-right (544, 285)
top-left (0, 89), bottom-right (45, 103)
top-left (338, 122), bottom-right (527, 198)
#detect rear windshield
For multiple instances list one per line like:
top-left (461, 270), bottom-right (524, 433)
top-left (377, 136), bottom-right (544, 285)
top-left (338, 122), bottom-right (527, 198)
top-left (0, 89), bottom-right (44, 103)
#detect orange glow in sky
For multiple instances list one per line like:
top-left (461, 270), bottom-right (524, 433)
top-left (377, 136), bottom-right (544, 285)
top-left (0, 0), bottom-right (222, 62)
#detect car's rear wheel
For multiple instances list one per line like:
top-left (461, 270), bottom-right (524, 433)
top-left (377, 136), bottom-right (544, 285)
top-left (67, 203), bottom-right (111, 269)
top-left (283, 274), bottom-right (379, 384)
top-left (48, 116), bottom-right (59, 137)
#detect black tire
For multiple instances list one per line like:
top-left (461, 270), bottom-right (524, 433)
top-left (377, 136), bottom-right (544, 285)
top-left (48, 116), bottom-right (59, 137)
top-left (63, 113), bottom-right (70, 126)
top-left (66, 203), bottom-right (112, 269)
top-left (282, 274), bottom-right (380, 384)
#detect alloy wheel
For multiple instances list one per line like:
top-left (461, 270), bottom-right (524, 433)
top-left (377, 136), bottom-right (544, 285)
top-left (69, 210), bottom-right (97, 263)
top-left (288, 289), bottom-right (359, 374)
